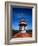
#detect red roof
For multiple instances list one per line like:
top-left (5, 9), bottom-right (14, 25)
top-left (14, 33), bottom-right (32, 38)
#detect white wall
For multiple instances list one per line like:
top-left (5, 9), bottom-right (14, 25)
top-left (0, 0), bottom-right (38, 46)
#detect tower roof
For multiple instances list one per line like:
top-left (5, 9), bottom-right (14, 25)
top-left (19, 19), bottom-right (27, 26)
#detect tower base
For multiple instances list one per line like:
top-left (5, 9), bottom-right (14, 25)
top-left (20, 30), bottom-right (26, 33)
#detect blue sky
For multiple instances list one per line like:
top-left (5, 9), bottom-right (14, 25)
top-left (11, 7), bottom-right (32, 30)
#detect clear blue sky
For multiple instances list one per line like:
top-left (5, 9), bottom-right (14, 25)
top-left (11, 6), bottom-right (32, 30)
